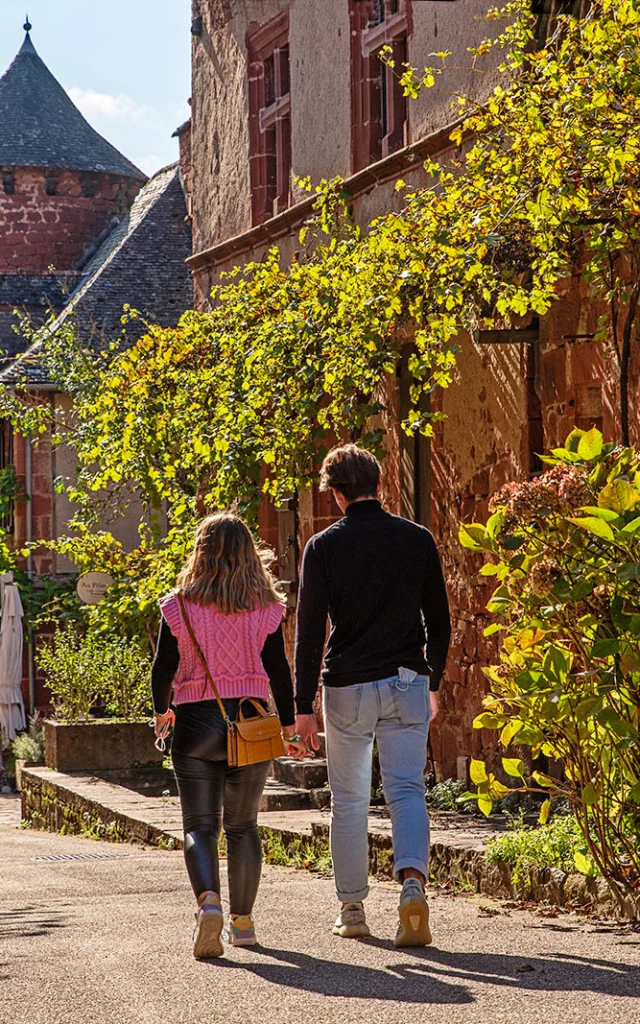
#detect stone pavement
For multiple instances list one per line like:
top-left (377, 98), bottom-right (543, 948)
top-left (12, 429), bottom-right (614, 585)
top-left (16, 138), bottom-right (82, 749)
top-left (1, 823), bottom-right (638, 1024)
top-left (0, 791), bottom-right (20, 827)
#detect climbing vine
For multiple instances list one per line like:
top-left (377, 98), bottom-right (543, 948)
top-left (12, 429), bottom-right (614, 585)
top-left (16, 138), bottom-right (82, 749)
top-left (0, 0), bottom-right (638, 637)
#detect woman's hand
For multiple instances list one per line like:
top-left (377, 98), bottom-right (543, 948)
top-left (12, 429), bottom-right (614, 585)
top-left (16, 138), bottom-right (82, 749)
top-left (283, 731), bottom-right (308, 760)
top-left (154, 708), bottom-right (175, 739)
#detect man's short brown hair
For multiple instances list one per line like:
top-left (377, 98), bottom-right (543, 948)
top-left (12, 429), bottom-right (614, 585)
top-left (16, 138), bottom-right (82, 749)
top-left (319, 444), bottom-right (381, 503)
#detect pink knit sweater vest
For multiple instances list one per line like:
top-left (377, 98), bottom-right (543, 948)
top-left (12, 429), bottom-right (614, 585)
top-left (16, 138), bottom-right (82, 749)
top-left (159, 592), bottom-right (283, 706)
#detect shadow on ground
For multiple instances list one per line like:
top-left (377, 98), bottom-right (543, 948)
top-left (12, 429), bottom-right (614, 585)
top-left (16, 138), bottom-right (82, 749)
top-left (0, 906), bottom-right (67, 941)
top-left (205, 940), bottom-right (639, 1005)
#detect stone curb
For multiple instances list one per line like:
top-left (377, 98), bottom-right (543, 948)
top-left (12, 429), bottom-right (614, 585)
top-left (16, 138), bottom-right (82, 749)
top-left (19, 766), bottom-right (638, 921)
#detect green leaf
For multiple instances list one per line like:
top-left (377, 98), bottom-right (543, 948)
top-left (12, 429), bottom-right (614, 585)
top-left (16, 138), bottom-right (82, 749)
top-left (479, 562), bottom-right (502, 576)
top-left (581, 783), bottom-right (598, 806)
top-left (501, 756), bottom-right (525, 778)
top-left (579, 506), bottom-right (619, 522)
top-left (628, 783), bottom-right (640, 805)
top-left (617, 563), bottom-right (640, 582)
top-left (565, 428), bottom-right (585, 454)
top-left (538, 798), bottom-right (551, 825)
top-left (500, 720), bottom-right (524, 747)
top-left (568, 517), bottom-right (614, 542)
top-left (532, 771), bottom-right (556, 788)
top-left (577, 427), bottom-right (603, 461)
top-left (477, 795), bottom-right (493, 817)
top-left (552, 578), bottom-right (573, 602)
top-left (483, 622), bottom-right (503, 637)
top-left (622, 516), bottom-right (640, 535)
top-left (459, 524), bottom-right (489, 551)
top-left (473, 712), bottom-right (503, 730)
top-left (489, 778), bottom-right (511, 799)
top-left (591, 638), bottom-right (621, 657)
top-left (574, 850), bottom-right (593, 875)
top-left (598, 480), bottom-right (639, 514)
top-left (469, 758), bottom-right (488, 785)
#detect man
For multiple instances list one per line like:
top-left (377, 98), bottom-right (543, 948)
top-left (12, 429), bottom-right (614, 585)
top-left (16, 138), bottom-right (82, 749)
top-left (295, 444), bottom-right (450, 946)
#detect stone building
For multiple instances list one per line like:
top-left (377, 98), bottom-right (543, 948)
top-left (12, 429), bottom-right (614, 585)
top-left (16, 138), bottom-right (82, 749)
top-left (0, 26), bottom-right (193, 711)
top-left (183, 0), bottom-right (635, 779)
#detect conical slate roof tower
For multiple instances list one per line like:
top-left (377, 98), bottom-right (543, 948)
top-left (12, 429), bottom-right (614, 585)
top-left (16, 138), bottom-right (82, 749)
top-left (0, 25), bottom-right (145, 179)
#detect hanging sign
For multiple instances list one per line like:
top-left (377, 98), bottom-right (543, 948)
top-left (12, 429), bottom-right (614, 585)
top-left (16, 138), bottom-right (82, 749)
top-left (76, 572), bottom-right (115, 605)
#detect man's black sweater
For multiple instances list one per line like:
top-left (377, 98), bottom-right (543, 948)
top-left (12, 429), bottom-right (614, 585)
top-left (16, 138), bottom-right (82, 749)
top-left (294, 499), bottom-right (451, 714)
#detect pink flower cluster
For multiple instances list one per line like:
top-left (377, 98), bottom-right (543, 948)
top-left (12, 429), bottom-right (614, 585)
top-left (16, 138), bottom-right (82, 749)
top-left (489, 463), bottom-right (591, 530)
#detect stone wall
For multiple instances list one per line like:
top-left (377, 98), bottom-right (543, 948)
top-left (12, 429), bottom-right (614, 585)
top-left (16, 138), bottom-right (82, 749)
top-left (0, 166), bottom-right (141, 273)
top-left (191, 0), bottom-right (502, 260)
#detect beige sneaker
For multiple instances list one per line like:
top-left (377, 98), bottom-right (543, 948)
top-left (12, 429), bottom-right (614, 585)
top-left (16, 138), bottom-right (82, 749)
top-left (394, 880), bottom-right (432, 947)
top-left (193, 892), bottom-right (224, 959)
top-left (332, 902), bottom-right (371, 938)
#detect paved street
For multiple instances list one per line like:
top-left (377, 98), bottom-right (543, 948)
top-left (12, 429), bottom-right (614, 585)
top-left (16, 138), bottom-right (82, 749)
top-left (1, 822), bottom-right (638, 1024)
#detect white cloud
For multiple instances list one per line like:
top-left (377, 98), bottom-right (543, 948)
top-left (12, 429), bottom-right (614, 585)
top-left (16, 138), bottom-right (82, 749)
top-left (134, 154), bottom-right (165, 177)
top-left (66, 87), bottom-right (152, 123)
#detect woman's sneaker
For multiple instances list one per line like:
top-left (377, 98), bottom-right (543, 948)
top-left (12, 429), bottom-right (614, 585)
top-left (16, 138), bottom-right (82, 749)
top-left (229, 915), bottom-right (257, 947)
top-left (193, 893), bottom-right (224, 959)
top-left (394, 878), bottom-right (432, 947)
top-left (332, 902), bottom-right (370, 938)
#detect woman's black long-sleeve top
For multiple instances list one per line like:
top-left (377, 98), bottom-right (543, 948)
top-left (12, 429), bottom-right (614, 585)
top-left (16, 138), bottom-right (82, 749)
top-left (151, 618), bottom-right (296, 727)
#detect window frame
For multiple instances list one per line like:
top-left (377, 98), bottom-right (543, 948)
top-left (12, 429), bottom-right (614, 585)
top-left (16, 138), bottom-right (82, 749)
top-left (247, 12), bottom-right (291, 226)
top-left (350, 0), bottom-right (412, 173)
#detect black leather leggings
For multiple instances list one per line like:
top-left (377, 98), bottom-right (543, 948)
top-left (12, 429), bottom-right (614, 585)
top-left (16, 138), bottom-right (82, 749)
top-left (172, 699), bottom-right (270, 915)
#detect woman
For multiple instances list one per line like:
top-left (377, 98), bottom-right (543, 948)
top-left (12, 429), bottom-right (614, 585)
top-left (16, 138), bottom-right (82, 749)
top-left (152, 512), bottom-right (306, 959)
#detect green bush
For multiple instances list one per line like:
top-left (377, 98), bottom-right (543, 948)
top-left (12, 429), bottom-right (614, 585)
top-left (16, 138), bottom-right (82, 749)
top-left (11, 714), bottom-right (45, 764)
top-left (485, 812), bottom-right (597, 884)
top-left (101, 637), bottom-right (152, 721)
top-left (460, 429), bottom-right (640, 907)
top-left (37, 627), bottom-right (151, 723)
top-left (427, 778), bottom-right (473, 812)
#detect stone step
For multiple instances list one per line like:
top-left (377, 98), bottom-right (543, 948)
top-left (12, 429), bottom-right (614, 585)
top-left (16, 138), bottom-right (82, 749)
top-left (259, 778), bottom-right (311, 812)
top-left (272, 756), bottom-right (328, 790)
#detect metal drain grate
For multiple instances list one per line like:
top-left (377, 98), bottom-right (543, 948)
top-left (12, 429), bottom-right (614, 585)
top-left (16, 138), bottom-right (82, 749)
top-left (31, 852), bottom-right (131, 862)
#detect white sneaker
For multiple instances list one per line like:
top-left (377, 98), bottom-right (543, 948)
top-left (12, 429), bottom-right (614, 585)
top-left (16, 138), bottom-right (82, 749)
top-left (332, 901), bottom-right (371, 938)
top-left (394, 879), bottom-right (432, 947)
top-left (193, 893), bottom-right (224, 959)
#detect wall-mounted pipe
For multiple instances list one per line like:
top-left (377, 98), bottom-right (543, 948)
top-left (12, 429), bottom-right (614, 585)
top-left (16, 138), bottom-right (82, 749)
top-left (24, 436), bottom-right (35, 715)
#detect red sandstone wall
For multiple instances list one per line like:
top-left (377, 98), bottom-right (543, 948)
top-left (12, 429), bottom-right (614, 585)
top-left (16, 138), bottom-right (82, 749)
top-left (0, 167), bottom-right (141, 272)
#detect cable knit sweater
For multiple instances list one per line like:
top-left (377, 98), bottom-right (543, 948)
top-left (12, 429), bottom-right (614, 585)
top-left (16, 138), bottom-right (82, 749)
top-left (159, 592), bottom-right (284, 706)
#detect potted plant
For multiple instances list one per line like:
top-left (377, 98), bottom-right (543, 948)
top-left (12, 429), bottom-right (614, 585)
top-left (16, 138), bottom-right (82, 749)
top-left (38, 627), bottom-right (161, 772)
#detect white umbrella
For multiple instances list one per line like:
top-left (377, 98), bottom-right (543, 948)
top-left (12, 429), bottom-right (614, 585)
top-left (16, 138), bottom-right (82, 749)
top-left (0, 572), bottom-right (26, 748)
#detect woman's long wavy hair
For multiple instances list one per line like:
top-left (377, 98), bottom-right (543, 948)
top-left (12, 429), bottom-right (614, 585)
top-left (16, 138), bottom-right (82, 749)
top-left (176, 513), bottom-right (286, 614)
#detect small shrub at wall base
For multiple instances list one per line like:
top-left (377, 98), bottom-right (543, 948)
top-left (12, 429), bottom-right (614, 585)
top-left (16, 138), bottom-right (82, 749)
top-left (11, 714), bottom-right (45, 764)
top-left (485, 811), bottom-right (598, 884)
top-left (36, 626), bottom-right (152, 723)
top-left (459, 430), bottom-right (640, 908)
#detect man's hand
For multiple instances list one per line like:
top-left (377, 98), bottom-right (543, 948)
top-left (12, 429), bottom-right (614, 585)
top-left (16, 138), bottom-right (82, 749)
top-left (296, 713), bottom-right (320, 753)
top-left (429, 691), bottom-right (440, 722)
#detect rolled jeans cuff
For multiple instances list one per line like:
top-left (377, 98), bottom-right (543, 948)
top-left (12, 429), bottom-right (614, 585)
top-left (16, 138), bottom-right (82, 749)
top-left (336, 882), bottom-right (370, 903)
top-left (392, 857), bottom-right (429, 885)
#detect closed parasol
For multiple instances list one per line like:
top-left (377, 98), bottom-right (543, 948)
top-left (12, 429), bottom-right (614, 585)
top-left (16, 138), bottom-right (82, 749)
top-left (0, 571), bottom-right (26, 747)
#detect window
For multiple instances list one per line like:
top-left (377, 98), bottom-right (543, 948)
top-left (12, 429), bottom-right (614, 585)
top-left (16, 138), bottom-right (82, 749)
top-left (532, 0), bottom-right (590, 48)
top-left (350, 0), bottom-right (411, 172)
top-left (247, 12), bottom-right (291, 226)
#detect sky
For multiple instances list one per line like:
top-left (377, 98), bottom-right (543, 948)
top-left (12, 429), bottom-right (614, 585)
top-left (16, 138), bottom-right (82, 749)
top-left (0, 0), bottom-right (192, 177)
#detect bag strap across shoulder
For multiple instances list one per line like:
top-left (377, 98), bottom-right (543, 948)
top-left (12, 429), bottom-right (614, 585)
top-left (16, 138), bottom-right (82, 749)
top-left (177, 593), bottom-right (231, 724)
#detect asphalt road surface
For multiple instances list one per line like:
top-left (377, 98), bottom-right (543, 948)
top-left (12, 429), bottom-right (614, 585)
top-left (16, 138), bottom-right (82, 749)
top-left (1, 824), bottom-right (638, 1024)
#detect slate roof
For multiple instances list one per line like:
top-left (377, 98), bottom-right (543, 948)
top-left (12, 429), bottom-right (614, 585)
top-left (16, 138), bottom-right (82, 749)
top-left (0, 31), bottom-right (145, 179)
top-left (0, 164), bottom-right (193, 385)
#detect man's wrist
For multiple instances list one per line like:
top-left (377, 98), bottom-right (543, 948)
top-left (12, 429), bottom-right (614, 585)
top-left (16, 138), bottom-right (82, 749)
top-left (295, 702), bottom-right (316, 716)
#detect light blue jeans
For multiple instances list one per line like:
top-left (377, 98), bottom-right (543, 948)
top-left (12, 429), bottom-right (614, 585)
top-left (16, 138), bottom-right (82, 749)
top-left (323, 668), bottom-right (431, 903)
